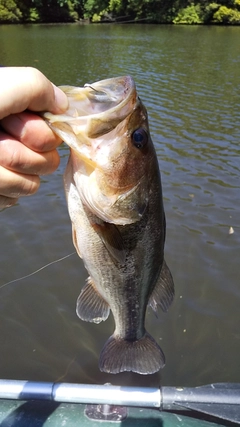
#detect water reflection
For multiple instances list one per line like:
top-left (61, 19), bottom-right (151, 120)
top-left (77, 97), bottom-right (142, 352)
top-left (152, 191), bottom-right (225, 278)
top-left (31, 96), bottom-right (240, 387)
top-left (0, 23), bottom-right (239, 387)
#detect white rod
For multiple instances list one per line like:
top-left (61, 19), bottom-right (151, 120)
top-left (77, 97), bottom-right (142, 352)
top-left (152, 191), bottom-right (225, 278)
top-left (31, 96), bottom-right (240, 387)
top-left (0, 380), bottom-right (161, 408)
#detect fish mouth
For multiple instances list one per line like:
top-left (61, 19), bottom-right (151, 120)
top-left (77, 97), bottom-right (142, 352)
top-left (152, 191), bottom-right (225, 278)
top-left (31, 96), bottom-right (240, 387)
top-left (43, 76), bottom-right (137, 167)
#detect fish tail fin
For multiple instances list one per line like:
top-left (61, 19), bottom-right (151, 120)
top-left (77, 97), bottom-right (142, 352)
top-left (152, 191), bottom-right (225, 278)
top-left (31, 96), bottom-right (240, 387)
top-left (99, 332), bottom-right (165, 375)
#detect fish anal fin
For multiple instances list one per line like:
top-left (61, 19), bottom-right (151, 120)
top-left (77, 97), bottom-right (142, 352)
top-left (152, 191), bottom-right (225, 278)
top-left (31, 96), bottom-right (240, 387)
top-left (149, 259), bottom-right (174, 313)
top-left (99, 332), bottom-right (165, 375)
top-left (92, 221), bottom-right (126, 265)
top-left (76, 277), bottom-right (110, 324)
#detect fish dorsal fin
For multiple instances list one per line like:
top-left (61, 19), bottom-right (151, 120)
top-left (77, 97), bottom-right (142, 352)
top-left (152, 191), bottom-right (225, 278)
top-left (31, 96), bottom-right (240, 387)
top-left (92, 221), bottom-right (126, 265)
top-left (149, 259), bottom-right (174, 313)
top-left (76, 277), bottom-right (110, 324)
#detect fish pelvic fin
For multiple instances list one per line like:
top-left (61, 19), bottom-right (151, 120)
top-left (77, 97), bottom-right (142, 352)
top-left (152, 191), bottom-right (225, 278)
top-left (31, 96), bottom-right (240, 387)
top-left (76, 277), bottom-right (110, 324)
top-left (149, 259), bottom-right (174, 314)
top-left (99, 332), bottom-right (165, 375)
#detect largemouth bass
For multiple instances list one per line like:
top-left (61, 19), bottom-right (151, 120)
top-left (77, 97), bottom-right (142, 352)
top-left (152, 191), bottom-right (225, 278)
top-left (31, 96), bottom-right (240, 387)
top-left (43, 76), bottom-right (174, 375)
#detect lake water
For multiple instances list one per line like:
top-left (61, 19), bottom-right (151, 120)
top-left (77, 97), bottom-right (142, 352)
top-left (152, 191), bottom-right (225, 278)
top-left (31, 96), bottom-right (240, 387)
top-left (0, 23), bottom-right (239, 388)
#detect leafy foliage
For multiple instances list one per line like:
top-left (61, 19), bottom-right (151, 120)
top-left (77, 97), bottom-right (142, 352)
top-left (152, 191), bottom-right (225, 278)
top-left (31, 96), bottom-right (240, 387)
top-left (213, 5), bottom-right (240, 22)
top-left (0, 0), bottom-right (22, 23)
top-left (84, 0), bottom-right (109, 18)
top-left (173, 3), bottom-right (203, 24)
top-left (0, 0), bottom-right (240, 23)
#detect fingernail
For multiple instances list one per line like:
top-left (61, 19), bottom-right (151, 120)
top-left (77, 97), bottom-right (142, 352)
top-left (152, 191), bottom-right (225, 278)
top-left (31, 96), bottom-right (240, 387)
top-left (53, 85), bottom-right (68, 112)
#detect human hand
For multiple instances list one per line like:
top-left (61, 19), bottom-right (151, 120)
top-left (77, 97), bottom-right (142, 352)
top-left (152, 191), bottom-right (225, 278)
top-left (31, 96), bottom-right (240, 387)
top-left (0, 67), bottom-right (68, 209)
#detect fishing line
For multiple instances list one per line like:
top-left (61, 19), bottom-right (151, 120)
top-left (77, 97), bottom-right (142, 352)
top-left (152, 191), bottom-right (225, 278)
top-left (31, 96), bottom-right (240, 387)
top-left (0, 251), bottom-right (76, 290)
top-left (55, 356), bottom-right (76, 383)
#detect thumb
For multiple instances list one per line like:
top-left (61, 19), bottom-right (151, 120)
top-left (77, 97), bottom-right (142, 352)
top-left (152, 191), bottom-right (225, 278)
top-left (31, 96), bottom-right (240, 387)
top-left (0, 67), bottom-right (68, 120)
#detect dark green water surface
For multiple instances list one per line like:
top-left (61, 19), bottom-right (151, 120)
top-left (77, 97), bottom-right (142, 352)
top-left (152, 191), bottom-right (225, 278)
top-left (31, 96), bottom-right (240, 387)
top-left (0, 23), bottom-right (239, 388)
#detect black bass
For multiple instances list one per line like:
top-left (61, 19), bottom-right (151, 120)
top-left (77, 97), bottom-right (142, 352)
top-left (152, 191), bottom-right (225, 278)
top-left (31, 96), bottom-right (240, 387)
top-left (43, 76), bottom-right (174, 375)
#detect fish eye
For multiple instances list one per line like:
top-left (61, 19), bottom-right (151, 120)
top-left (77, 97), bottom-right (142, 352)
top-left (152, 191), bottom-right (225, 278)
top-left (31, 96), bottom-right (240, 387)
top-left (132, 128), bottom-right (148, 149)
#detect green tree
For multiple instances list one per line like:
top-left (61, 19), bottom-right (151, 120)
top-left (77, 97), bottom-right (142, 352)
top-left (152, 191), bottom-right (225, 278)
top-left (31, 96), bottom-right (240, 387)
top-left (0, 0), bottom-right (22, 22)
top-left (173, 3), bottom-right (203, 23)
top-left (17, 0), bottom-right (84, 23)
top-left (84, 0), bottom-right (109, 18)
top-left (213, 4), bottom-right (240, 22)
top-left (1, 0), bottom-right (240, 24)
top-left (15, 0), bottom-right (39, 22)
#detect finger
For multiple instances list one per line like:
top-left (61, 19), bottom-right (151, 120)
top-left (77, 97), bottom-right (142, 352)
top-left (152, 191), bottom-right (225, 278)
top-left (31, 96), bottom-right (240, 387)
top-left (0, 195), bottom-right (18, 210)
top-left (0, 166), bottom-right (40, 198)
top-left (0, 67), bottom-right (68, 120)
top-left (0, 132), bottom-right (60, 175)
top-left (1, 111), bottom-right (62, 152)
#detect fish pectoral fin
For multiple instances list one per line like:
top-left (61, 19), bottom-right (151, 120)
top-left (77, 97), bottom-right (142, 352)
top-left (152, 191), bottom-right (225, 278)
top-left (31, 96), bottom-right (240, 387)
top-left (92, 221), bottom-right (126, 265)
top-left (76, 277), bottom-right (110, 324)
top-left (149, 259), bottom-right (174, 313)
top-left (99, 332), bottom-right (165, 374)
top-left (72, 224), bottom-right (82, 258)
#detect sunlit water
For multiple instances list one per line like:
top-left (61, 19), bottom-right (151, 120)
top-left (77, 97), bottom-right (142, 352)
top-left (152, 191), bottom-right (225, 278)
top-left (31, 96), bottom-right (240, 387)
top-left (0, 24), bottom-right (239, 388)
